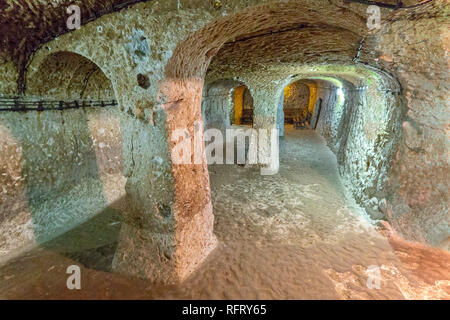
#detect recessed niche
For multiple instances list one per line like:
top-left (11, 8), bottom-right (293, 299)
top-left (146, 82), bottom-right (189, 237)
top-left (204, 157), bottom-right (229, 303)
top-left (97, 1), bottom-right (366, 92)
top-left (137, 73), bottom-right (150, 89)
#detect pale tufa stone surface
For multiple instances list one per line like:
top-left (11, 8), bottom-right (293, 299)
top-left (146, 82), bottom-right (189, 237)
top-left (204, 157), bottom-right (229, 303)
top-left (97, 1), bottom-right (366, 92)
top-left (0, 0), bottom-right (447, 285)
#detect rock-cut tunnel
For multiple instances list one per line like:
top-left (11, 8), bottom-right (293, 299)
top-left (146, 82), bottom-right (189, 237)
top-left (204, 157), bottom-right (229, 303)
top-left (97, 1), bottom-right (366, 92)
top-left (0, 0), bottom-right (448, 300)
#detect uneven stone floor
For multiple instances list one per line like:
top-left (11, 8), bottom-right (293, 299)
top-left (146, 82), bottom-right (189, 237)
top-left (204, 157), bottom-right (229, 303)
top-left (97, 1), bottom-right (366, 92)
top-left (0, 128), bottom-right (448, 299)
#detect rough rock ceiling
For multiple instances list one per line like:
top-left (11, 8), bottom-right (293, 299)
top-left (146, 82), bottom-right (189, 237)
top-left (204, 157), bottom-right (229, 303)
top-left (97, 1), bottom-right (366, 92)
top-left (205, 0), bottom-right (437, 85)
top-left (0, 0), bottom-right (426, 66)
top-left (208, 27), bottom-right (362, 75)
top-left (0, 0), bottom-right (147, 63)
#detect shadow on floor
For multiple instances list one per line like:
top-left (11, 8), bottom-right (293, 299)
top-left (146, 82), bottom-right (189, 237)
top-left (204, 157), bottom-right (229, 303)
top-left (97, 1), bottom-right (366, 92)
top-left (40, 196), bottom-right (127, 272)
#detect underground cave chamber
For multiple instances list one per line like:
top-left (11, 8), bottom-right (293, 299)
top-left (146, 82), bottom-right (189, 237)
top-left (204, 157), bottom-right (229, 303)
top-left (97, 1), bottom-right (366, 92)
top-left (0, 0), bottom-right (448, 300)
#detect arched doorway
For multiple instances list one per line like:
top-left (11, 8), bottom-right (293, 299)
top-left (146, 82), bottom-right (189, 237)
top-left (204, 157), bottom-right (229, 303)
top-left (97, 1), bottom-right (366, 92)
top-left (232, 85), bottom-right (254, 126)
top-left (283, 81), bottom-right (312, 129)
top-left (0, 51), bottom-right (124, 247)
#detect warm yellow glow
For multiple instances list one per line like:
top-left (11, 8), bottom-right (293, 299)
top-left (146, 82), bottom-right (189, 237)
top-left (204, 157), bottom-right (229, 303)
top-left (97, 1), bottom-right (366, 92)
top-left (234, 86), bottom-right (246, 125)
top-left (306, 82), bottom-right (318, 114)
top-left (284, 84), bottom-right (294, 99)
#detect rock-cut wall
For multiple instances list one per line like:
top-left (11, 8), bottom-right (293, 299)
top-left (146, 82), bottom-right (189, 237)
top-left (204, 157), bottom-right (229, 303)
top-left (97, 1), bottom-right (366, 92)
top-left (315, 79), bottom-right (404, 224)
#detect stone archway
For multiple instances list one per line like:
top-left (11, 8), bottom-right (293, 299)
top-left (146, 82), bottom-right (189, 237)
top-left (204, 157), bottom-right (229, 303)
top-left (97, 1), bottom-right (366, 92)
top-left (0, 51), bottom-right (125, 256)
top-left (282, 80), bottom-right (312, 128)
top-left (125, 1), bottom-right (379, 282)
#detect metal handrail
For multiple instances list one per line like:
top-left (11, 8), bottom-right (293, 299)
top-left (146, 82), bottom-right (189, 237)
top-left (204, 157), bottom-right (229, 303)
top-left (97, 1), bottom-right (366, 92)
top-left (0, 97), bottom-right (118, 112)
